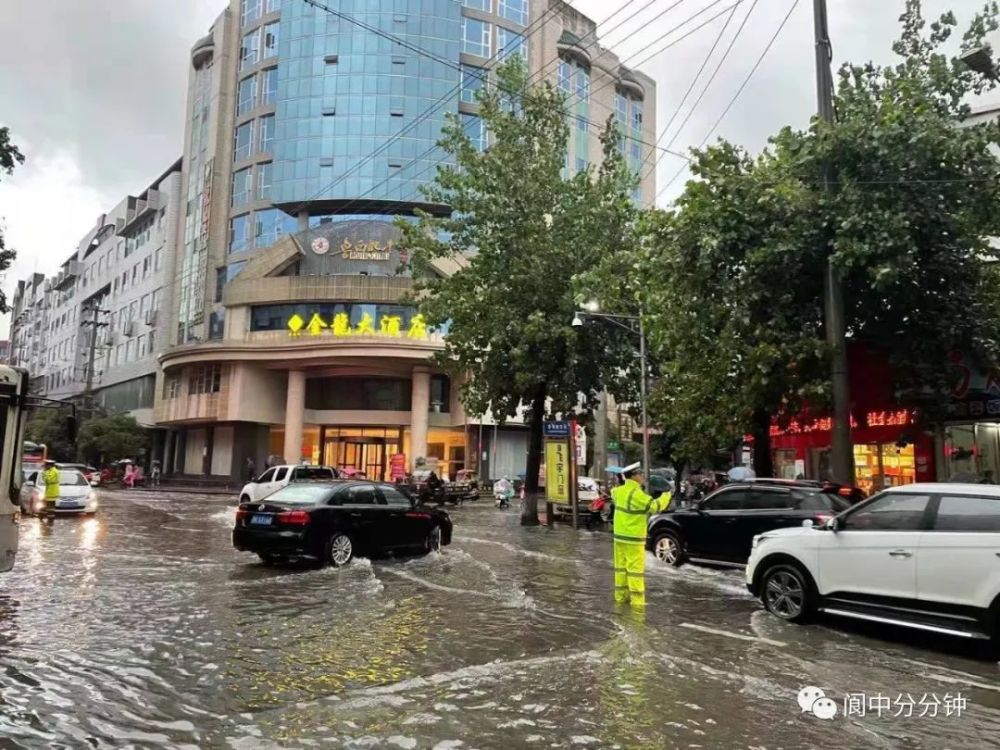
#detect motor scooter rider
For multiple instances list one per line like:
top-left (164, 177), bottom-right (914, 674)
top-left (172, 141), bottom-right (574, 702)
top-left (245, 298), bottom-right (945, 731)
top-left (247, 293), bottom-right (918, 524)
top-left (494, 476), bottom-right (514, 508)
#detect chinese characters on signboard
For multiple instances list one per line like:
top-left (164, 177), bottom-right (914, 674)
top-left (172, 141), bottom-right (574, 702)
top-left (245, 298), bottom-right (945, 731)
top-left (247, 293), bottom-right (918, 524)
top-left (339, 238), bottom-right (392, 261)
top-left (545, 441), bottom-right (569, 503)
top-left (287, 312), bottom-right (428, 340)
top-left (770, 410), bottom-right (914, 437)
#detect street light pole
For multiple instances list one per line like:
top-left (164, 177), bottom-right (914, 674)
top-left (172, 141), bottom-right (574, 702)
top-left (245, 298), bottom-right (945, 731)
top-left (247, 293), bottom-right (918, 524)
top-left (813, 0), bottom-right (853, 483)
top-left (638, 311), bottom-right (651, 475)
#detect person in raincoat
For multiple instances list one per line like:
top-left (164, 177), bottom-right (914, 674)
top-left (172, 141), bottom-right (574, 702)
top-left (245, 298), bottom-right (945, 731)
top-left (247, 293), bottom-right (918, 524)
top-left (41, 460), bottom-right (61, 518)
top-left (611, 462), bottom-right (671, 608)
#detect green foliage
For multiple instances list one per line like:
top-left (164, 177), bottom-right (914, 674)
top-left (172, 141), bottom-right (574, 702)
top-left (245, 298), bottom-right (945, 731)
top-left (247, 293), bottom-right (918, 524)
top-left (593, 0), bottom-right (1000, 470)
top-left (396, 59), bottom-right (640, 520)
top-left (77, 412), bottom-right (150, 467)
top-left (0, 126), bottom-right (24, 313)
top-left (25, 409), bottom-right (75, 462)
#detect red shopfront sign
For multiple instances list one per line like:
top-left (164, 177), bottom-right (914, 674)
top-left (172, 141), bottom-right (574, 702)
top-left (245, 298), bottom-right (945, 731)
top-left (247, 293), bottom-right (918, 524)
top-left (770, 409), bottom-right (915, 437)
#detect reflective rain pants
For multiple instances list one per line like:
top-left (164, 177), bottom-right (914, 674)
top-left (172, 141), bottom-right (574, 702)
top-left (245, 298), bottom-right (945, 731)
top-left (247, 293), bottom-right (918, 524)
top-left (613, 540), bottom-right (646, 607)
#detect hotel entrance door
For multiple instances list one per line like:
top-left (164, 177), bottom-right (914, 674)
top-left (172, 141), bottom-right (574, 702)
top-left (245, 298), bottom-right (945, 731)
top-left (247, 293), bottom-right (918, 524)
top-left (322, 428), bottom-right (403, 481)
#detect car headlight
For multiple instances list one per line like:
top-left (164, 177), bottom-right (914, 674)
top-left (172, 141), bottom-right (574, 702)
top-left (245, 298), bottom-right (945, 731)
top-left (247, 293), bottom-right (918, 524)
top-left (85, 492), bottom-right (99, 510)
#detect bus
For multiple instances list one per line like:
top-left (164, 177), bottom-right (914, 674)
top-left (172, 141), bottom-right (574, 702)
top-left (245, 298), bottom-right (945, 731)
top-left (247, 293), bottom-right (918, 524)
top-left (0, 366), bottom-right (30, 572)
top-left (23, 440), bottom-right (46, 473)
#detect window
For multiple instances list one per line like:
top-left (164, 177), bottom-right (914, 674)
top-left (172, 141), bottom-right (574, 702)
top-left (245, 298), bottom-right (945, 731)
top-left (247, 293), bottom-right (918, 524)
top-left (498, 0), bottom-right (528, 25)
top-left (240, 29), bottom-right (260, 71)
top-left (241, 0), bottom-right (260, 27)
top-left (230, 214), bottom-right (251, 253)
top-left (234, 121), bottom-right (254, 161)
top-left (215, 268), bottom-right (227, 304)
top-left (575, 157), bottom-right (587, 173)
top-left (257, 468), bottom-right (276, 484)
top-left (265, 0), bottom-right (281, 11)
top-left (143, 256), bottom-right (151, 277)
top-left (743, 490), bottom-right (794, 510)
top-left (346, 486), bottom-right (379, 505)
top-left (189, 364), bottom-right (222, 395)
top-left (291, 467), bottom-right (336, 482)
top-left (630, 142), bottom-right (642, 165)
top-left (934, 495), bottom-right (1000, 531)
top-left (263, 22), bottom-right (279, 59)
top-left (430, 374), bottom-right (450, 412)
top-left (461, 113), bottom-right (485, 152)
top-left (702, 490), bottom-right (744, 511)
top-left (632, 100), bottom-right (643, 131)
top-left (136, 334), bottom-right (147, 358)
top-left (257, 162), bottom-right (273, 200)
top-left (381, 486), bottom-right (412, 508)
top-left (164, 375), bottom-right (182, 399)
top-left (237, 75), bottom-right (257, 116)
top-left (154, 248), bottom-right (163, 272)
top-left (558, 59), bottom-right (572, 93)
top-left (615, 91), bottom-right (628, 124)
top-left (132, 264), bottom-right (139, 283)
top-left (576, 65), bottom-right (590, 100)
top-left (576, 114), bottom-right (587, 132)
top-left (462, 18), bottom-right (491, 57)
top-left (274, 467), bottom-right (288, 482)
top-left (232, 167), bottom-right (253, 207)
top-left (125, 338), bottom-right (135, 362)
top-left (842, 493), bottom-right (931, 531)
top-left (209, 311), bottom-right (225, 340)
top-left (255, 208), bottom-right (294, 249)
top-left (463, 0), bottom-right (490, 9)
top-left (258, 114), bottom-right (275, 152)
top-left (261, 68), bottom-right (278, 105)
top-left (270, 485), bottom-right (330, 505)
top-left (497, 28), bottom-right (527, 64)
top-left (461, 64), bottom-right (484, 104)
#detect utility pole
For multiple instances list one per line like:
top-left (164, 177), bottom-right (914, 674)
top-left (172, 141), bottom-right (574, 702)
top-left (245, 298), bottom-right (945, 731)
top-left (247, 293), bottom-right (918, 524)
top-left (81, 302), bottom-right (109, 408)
top-left (814, 0), bottom-right (853, 483)
top-left (593, 391), bottom-right (608, 480)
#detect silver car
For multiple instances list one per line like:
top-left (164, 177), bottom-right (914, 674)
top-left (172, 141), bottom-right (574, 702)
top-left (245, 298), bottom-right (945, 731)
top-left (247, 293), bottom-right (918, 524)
top-left (21, 469), bottom-right (100, 516)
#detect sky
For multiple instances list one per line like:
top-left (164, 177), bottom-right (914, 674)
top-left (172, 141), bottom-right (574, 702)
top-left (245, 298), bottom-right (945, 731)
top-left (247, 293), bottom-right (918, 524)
top-left (0, 0), bottom-right (994, 337)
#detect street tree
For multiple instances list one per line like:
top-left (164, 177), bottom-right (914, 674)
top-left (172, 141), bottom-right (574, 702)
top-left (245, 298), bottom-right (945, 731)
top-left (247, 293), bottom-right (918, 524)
top-left (0, 126), bottom-right (24, 313)
top-left (397, 59), bottom-right (639, 524)
top-left (25, 408), bottom-right (75, 462)
top-left (77, 412), bottom-right (150, 467)
top-left (604, 0), bottom-right (1000, 476)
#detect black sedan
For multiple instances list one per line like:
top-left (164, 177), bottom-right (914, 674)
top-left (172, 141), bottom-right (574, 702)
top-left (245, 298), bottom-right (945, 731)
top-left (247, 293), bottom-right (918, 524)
top-left (232, 481), bottom-right (453, 566)
top-left (646, 481), bottom-right (850, 567)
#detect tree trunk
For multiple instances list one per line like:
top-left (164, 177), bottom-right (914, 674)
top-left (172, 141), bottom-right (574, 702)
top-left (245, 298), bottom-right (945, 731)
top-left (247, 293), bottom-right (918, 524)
top-left (751, 408), bottom-right (774, 478)
top-left (521, 385), bottom-right (546, 526)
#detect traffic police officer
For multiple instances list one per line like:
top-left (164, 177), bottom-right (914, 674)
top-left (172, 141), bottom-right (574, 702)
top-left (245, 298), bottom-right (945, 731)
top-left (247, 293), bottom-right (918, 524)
top-left (611, 462), bottom-right (671, 608)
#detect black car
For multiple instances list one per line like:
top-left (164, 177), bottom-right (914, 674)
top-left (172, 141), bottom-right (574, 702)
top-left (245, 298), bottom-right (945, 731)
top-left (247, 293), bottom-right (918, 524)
top-left (646, 481), bottom-right (851, 567)
top-left (233, 481), bottom-right (453, 566)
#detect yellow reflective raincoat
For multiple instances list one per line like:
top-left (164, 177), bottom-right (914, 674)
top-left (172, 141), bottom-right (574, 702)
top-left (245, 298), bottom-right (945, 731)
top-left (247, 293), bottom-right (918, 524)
top-left (42, 466), bottom-right (61, 500)
top-left (611, 478), bottom-right (671, 607)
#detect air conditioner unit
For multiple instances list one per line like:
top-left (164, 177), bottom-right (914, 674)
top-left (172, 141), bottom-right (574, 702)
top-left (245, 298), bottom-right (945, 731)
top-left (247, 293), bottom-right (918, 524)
top-left (144, 309), bottom-right (158, 326)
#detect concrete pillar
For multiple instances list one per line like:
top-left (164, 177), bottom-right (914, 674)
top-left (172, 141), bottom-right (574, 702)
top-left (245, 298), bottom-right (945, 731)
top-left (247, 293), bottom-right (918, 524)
top-left (411, 366), bottom-right (430, 470)
top-left (284, 370), bottom-right (306, 464)
top-left (163, 430), bottom-right (175, 475)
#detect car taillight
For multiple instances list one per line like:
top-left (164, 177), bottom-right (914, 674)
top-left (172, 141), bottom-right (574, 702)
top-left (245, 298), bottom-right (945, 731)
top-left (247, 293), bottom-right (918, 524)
top-left (277, 510), bottom-right (311, 526)
top-left (814, 512), bottom-right (834, 525)
top-left (236, 509), bottom-right (249, 523)
top-left (837, 487), bottom-right (853, 497)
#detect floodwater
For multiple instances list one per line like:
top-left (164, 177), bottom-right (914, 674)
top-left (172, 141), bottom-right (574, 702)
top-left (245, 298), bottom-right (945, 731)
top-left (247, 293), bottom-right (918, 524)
top-left (1, 490), bottom-right (999, 749)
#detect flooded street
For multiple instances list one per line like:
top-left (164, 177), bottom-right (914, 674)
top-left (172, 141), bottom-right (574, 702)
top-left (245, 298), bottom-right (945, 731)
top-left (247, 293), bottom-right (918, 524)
top-left (1, 491), bottom-right (999, 749)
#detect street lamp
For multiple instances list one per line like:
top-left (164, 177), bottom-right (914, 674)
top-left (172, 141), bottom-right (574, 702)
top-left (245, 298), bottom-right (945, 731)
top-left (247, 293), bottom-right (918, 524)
top-left (573, 307), bottom-right (651, 477)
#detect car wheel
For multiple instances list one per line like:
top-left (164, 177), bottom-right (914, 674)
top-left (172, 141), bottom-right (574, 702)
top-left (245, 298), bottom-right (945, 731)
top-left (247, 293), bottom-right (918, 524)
top-left (652, 530), bottom-right (685, 567)
top-left (761, 563), bottom-right (815, 623)
top-left (423, 525), bottom-right (442, 555)
top-left (326, 532), bottom-right (354, 567)
top-left (240, 495), bottom-right (251, 504)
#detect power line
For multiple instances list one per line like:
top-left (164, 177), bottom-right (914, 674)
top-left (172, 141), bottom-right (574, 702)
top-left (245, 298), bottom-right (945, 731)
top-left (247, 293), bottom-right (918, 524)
top-left (639, 1), bottom-right (741, 176)
top-left (656, 0), bottom-right (801, 203)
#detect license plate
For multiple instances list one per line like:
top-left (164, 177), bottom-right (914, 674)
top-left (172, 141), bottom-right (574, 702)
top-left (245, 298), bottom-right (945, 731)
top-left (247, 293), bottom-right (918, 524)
top-left (58, 500), bottom-right (81, 508)
top-left (250, 514), bottom-right (272, 526)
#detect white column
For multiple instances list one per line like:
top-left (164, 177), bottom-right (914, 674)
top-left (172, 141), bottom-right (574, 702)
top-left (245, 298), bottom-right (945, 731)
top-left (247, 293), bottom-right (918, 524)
top-left (284, 370), bottom-right (306, 464)
top-left (411, 366), bottom-right (430, 470)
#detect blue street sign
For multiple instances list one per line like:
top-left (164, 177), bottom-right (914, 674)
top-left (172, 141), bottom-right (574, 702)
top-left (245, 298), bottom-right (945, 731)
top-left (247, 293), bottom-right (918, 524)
top-left (543, 421), bottom-right (570, 438)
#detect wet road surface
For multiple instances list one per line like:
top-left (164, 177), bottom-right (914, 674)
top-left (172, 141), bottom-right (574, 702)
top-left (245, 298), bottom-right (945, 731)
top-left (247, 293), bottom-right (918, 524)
top-left (1, 490), bottom-right (999, 748)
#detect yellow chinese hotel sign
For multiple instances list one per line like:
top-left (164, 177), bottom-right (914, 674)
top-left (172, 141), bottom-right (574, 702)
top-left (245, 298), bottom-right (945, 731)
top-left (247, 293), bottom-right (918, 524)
top-left (287, 312), bottom-right (429, 340)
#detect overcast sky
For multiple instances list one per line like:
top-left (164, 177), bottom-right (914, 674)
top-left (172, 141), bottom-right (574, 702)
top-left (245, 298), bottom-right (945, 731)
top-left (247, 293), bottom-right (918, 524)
top-left (0, 0), bottom-right (994, 336)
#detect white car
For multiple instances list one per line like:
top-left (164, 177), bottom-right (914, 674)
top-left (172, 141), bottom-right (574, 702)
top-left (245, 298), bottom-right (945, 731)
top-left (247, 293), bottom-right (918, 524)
top-left (553, 477), bottom-right (601, 518)
top-left (239, 465), bottom-right (339, 504)
top-left (746, 483), bottom-right (1000, 645)
top-left (21, 469), bottom-right (100, 515)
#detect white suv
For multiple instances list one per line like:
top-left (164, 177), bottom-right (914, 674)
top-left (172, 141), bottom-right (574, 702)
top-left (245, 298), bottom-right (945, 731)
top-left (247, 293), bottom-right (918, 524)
top-left (239, 465), bottom-right (339, 504)
top-left (746, 483), bottom-right (1000, 645)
